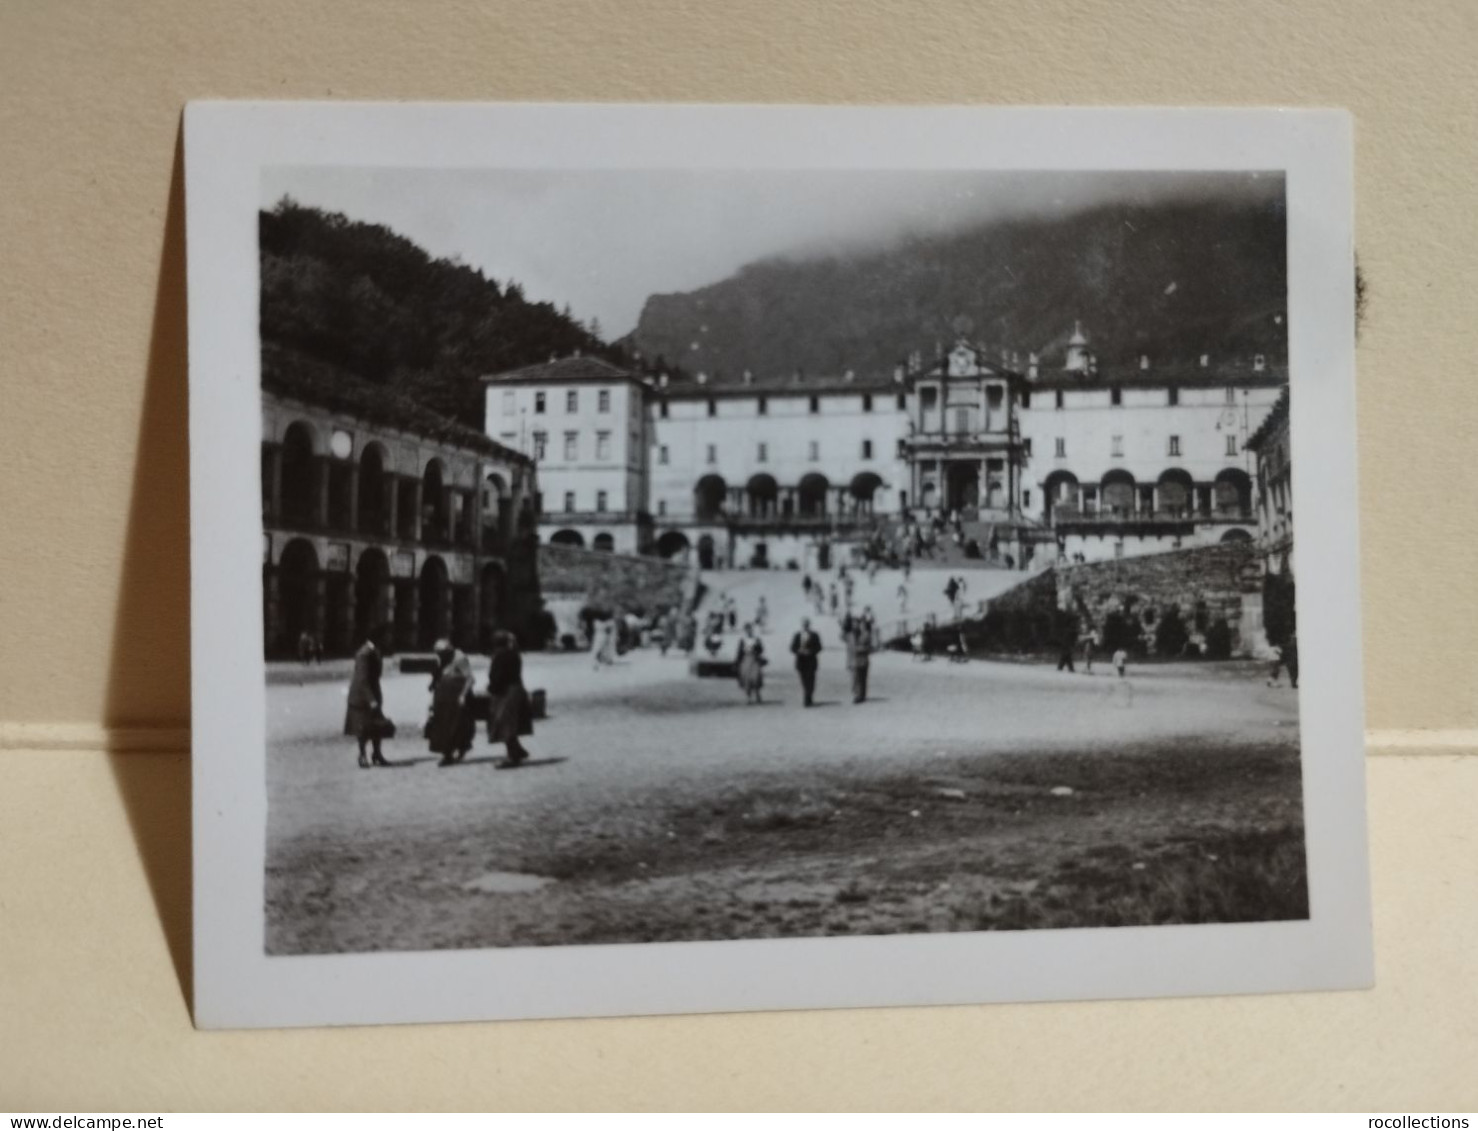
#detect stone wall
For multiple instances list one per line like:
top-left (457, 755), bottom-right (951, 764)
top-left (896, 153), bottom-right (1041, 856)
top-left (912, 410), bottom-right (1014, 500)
top-left (982, 542), bottom-right (1263, 656)
top-left (538, 543), bottom-right (691, 619)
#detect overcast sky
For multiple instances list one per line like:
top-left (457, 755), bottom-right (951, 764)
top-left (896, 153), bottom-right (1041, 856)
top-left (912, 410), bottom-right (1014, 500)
top-left (262, 168), bottom-right (1282, 340)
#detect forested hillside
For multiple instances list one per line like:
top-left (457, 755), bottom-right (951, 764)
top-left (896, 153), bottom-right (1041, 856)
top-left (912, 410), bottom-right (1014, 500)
top-left (259, 200), bottom-right (625, 426)
top-left (630, 198), bottom-right (1288, 380)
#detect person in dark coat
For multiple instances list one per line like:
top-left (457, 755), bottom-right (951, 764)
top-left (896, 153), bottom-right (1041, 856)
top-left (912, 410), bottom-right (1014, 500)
top-left (485, 630), bottom-right (533, 766)
top-left (790, 617), bottom-right (823, 707)
top-left (343, 631), bottom-right (388, 768)
top-left (427, 639), bottom-right (475, 765)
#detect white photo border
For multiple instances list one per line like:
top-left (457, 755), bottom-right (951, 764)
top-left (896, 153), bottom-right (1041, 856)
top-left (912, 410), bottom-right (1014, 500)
top-left (186, 102), bottom-right (1370, 1029)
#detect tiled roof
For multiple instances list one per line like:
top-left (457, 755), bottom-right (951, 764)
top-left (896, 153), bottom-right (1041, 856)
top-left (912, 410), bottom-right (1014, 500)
top-left (263, 343), bottom-right (529, 465)
top-left (659, 371), bottom-right (905, 399)
top-left (1028, 362), bottom-right (1288, 391)
top-left (480, 355), bottom-right (641, 386)
top-left (1245, 386), bottom-right (1291, 451)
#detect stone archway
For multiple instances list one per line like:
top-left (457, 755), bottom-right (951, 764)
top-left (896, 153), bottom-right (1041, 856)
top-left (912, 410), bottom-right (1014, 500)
top-left (550, 528), bottom-right (584, 547)
top-left (277, 537), bottom-right (320, 654)
top-left (417, 555), bottom-right (449, 650)
top-left (280, 421), bottom-right (318, 528)
top-left (656, 530), bottom-right (691, 560)
top-left (851, 471), bottom-right (884, 515)
top-left (1214, 468), bottom-right (1253, 517)
top-left (798, 473), bottom-right (830, 517)
top-left (1101, 469), bottom-right (1137, 517)
top-left (746, 474), bottom-right (778, 519)
top-left (354, 547), bottom-right (391, 647)
top-left (694, 475), bottom-right (727, 521)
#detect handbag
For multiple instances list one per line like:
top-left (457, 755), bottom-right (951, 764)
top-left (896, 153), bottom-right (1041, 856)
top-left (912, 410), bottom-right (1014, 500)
top-left (371, 713), bottom-right (397, 740)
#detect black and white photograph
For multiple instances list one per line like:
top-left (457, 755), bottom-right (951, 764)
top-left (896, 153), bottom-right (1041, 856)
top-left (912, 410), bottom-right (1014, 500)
top-left (187, 104), bottom-right (1369, 1027)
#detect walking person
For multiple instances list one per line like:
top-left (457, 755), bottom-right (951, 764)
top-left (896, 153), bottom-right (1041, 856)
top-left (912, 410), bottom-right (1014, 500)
top-left (1113, 647), bottom-right (1129, 678)
top-left (736, 623), bottom-right (766, 704)
top-left (790, 616), bottom-right (824, 707)
top-left (344, 629), bottom-right (390, 768)
top-left (427, 638), bottom-right (475, 766)
top-left (1056, 629), bottom-right (1077, 673)
top-left (1081, 627), bottom-right (1100, 673)
top-left (592, 618), bottom-right (617, 669)
top-left (755, 595), bottom-right (769, 632)
top-left (485, 630), bottom-right (534, 767)
top-left (897, 581), bottom-right (909, 615)
top-left (829, 582), bottom-right (839, 615)
top-left (843, 607), bottom-right (879, 704)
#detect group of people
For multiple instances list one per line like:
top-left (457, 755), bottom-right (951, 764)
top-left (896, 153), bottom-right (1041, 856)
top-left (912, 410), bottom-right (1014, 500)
top-left (1056, 630), bottom-right (1129, 678)
top-left (731, 608), bottom-right (881, 708)
top-left (343, 630), bottom-right (536, 770)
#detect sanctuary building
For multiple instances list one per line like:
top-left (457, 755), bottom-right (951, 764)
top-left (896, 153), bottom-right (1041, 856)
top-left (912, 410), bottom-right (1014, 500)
top-left (481, 323), bottom-right (1287, 572)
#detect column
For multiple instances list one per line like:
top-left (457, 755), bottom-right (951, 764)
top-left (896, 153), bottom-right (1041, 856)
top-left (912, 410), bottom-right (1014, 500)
top-left (265, 444), bottom-right (282, 523)
top-left (313, 456), bottom-right (330, 529)
top-left (347, 461), bottom-right (361, 534)
top-left (385, 473), bottom-right (399, 540)
top-left (1151, 486), bottom-right (1160, 515)
top-left (380, 580), bottom-right (396, 643)
top-left (442, 485), bottom-right (455, 544)
top-left (399, 582), bottom-right (418, 652)
top-left (410, 478), bottom-right (424, 543)
top-left (262, 566), bottom-right (280, 656)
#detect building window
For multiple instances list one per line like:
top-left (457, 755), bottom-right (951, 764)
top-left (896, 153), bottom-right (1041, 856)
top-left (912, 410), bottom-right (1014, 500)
top-left (534, 491), bottom-right (543, 515)
top-left (563, 491), bottom-right (575, 512)
top-left (499, 431), bottom-right (516, 445)
top-left (1168, 435), bottom-right (1181, 457)
top-left (1111, 387), bottom-right (1122, 407)
top-left (1021, 390), bottom-right (1031, 409)
top-left (657, 499), bottom-right (666, 516)
top-left (862, 394), bottom-right (873, 412)
top-left (1022, 490), bottom-right (1031, 510)
top-left (659, 400), bottom-right (669, 418)
top-left (564, 432), bottom-right (578, 461)
top-left (659, 444), bottom-right (669, 465)
top-left (534, 392), bottom-right (546, 414)
top-left (1111, 435), bottom-right (1123, 457)
top-left (566, 389), bottom-right (579, 413)
top-left (954, 408), bottom-right (970, 433)
top-left (707, 444), bottom-right (717, 464)
top-left (501, 389), bottom-right (515, 414)
top-left (1225, 387), bottom-right (1236, 404)
top-left (596, 431), bottom-right (611, 461)
top-left (757, 396), bottom-right (768, 416)
top-left (707, 399), bottom-right (717, 417)
top-left (532, 431), bottom-right (547, 460)
top-left (896, 392), bottom-right (906, 410)
top-left (809, 396), bottom-right (820, 414)
top-left (1055, 390), bottom-right (1064, 410)
top-left (757, 442), bottom-right (768, 463)
top-left (1168, 387), bottom-right (1179, 406)
top-left (1022, 437), bottom-right (1032, 457)
top-left (1055, 437), bottom-right (1066, 458)
top-left (596, 490), bottom-right (607, 513)
top-left (861, 439), bottom-right (873, 460)
top-left (598, 389), bottom-right (610, 413)
top-left (1225, 434), bottom-right (1238, 456)
top-left (808, 440), bottom-right (819, 461)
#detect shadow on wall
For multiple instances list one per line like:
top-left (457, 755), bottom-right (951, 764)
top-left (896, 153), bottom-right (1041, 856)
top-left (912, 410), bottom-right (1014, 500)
top-left (105, 121), bottom-right (193, 1014)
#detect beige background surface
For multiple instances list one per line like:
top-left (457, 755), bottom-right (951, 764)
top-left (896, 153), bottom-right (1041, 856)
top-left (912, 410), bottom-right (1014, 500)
top-left (1, 0), bottom-right (1474, 1111)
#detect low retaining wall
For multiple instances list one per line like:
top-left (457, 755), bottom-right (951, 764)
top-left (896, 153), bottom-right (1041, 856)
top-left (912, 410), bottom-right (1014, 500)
top-left (964, 542), bottom-right (1263, 658)
top-left (537, 543), bottom-right (692, 620)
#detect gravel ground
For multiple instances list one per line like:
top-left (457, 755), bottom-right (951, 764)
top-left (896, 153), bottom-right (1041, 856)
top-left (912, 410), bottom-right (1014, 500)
top-left (265, 611), bottom-right (1305, 953)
